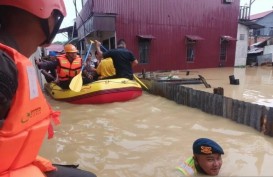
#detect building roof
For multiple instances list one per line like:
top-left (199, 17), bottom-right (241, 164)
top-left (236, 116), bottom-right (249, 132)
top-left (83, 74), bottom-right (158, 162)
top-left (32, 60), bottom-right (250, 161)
top-left (239, 20), bottom-right (264, 29)
top-left (248, 37), bottom-right (273, 54)
top-left (45, 44), bottom-right (64, 52)
top-left (248, 47), bottom-right (263, 54)
top-left (251, 37), bottom-right (273, 48)
top-left (250, 10), bottom-right (273, 20)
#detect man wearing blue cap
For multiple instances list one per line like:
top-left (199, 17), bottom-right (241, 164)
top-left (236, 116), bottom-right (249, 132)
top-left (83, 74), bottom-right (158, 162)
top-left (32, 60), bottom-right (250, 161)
top-left (176, 138), bottom-right (224, 176)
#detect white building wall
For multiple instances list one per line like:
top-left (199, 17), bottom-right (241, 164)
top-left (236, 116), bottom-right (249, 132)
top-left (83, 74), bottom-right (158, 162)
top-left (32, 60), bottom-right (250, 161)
top-left (264, 45), bottom-right (273, 62)
top-left (235, 24), bottom-right (249, 66)
top-left (264, 45), bottom-right (273, 55)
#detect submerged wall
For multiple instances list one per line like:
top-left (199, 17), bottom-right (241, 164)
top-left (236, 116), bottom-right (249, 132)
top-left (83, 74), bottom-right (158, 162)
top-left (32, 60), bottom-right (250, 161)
top-left (148, 81), bottom-right (273, 137)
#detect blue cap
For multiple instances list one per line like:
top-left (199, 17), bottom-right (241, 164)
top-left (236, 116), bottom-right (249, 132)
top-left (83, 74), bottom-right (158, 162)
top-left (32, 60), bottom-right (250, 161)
top-left (49, 51), bottom-right (57, 57)
top-left (193, 138), bottom-right (224, 155)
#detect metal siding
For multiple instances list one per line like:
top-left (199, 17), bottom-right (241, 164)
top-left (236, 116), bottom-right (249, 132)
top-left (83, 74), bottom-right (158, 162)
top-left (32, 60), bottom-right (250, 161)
top-left (85, 0), bottom-right (240, 71)
top-left (255, 13), bottom-right (273, 35)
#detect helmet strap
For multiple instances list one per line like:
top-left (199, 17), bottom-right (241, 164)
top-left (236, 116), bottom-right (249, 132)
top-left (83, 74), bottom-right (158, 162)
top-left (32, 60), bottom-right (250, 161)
top-left (40, 19), bottom-right (50, 44)
top-left (39, 11), bottom-right (64, 45)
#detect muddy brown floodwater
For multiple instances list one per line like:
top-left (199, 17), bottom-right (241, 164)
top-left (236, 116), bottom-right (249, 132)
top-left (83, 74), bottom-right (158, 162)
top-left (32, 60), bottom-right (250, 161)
top-left (40, 67), bottom-right (273, 176)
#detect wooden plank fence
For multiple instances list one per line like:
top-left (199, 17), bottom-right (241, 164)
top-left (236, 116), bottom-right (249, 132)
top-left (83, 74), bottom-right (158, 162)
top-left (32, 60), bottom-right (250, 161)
top-left (149, 81), bottom-right (273, 136)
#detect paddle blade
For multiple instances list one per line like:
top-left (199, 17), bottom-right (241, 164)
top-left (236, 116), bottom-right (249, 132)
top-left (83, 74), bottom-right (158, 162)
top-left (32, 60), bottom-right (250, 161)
top-left (69, 71), bottom-right (83, 92)
top-left (133, 74), bottom-right (149, 90)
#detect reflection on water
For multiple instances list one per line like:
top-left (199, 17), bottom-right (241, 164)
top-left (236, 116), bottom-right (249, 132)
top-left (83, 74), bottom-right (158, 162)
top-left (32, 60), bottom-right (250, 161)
top-left (40, 67), bottom-right (273, 176)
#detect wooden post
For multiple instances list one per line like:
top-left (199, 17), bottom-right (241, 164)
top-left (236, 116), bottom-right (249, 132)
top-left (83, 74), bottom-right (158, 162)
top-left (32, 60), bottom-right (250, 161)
top-left (198, 75), bottom-right (211, 88)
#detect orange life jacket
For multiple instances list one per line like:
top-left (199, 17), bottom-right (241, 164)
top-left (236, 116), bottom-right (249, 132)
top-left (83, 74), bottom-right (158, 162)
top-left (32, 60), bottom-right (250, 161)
top-left (0, 43), bottom-right (59, 177)
top-left (57, 54), bottom-right (82, 81)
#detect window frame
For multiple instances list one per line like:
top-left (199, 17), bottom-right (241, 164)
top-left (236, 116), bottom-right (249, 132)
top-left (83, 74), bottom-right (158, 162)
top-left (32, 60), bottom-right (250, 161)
top-left (220, 40), bottom-right (228, 61)
top-left (186, 40), bottom-right (196, 63)
top-left (138, 38), bottom-right (151, 64)
top-left (239, 34), bottom-right (245, 40)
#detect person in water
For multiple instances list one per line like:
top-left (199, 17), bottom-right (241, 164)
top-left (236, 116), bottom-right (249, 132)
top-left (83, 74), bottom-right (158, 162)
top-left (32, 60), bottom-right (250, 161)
top-left (0, 0), bottom-right (96, 177)
top-left (176, 138), bottom-right (224, 176)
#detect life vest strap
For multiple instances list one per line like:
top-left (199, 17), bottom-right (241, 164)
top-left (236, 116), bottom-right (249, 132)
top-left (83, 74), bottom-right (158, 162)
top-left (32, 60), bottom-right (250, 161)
top-left (33, 156), bottom-right (56, 172)
top-left (47, 111), bottom-right (61, 139)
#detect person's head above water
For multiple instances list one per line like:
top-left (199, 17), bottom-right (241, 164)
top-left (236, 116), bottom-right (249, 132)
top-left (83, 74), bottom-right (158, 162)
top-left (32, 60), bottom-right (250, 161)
top-left (192, 138), bottom-right (224, 176)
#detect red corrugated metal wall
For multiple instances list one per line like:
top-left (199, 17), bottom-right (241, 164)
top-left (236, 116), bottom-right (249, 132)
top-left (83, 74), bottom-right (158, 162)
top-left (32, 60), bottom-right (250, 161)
top-left (89, 0), bottom-right (240, 72)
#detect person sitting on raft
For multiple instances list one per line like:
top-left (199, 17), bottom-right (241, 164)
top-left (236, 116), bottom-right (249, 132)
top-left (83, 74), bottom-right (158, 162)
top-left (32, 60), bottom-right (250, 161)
top-left (94, 50), bottom-right (116, 80)
top-left (82, 52), bottom-right (99, 82)
top-left (94, 39), bottom-right (138, 80)
top-left (36, 44), bottom-right (92, 89)
top-left (37, 51), bottom-right (58, 83)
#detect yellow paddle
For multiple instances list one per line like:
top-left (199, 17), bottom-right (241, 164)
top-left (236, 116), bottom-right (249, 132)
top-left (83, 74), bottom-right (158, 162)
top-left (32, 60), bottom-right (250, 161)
top-left (69, 41), bottom-right (93, 92)
top-left (133, 74), bottom-right (149, 90)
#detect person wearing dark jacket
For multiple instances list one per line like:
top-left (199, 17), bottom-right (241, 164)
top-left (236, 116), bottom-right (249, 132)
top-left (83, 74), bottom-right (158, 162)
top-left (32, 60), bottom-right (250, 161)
top-left (94, 39), bottom-right (138, 80)
top-left (39, 51), bottom-right (57, 83)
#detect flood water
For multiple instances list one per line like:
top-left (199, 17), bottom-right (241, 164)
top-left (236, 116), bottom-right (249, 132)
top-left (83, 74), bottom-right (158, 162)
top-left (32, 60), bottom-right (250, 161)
top-left (40, 67), bottom-right (273, 176)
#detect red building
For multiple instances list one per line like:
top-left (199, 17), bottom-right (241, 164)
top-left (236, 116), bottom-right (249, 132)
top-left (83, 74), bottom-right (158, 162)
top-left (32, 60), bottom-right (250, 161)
top-left (76, 0), bottom-right (240, 72)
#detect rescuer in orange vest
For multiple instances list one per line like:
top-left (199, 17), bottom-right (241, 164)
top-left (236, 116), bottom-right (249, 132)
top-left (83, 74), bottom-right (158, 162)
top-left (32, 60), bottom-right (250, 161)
top-left (36, 43), bottom-right (93, 89)
top-left (0, 1), bottom-right (96, 177)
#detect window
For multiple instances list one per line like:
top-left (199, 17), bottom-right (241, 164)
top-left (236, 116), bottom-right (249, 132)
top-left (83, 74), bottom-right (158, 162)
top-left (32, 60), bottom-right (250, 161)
top-left (137, 35), bottom-right (154, 64)
top-left (249, 30), bottom-right (253, 36)
top-left (102, 37), bottom-right (115, 51)
top-left (185, 35), bottom-right (203, 62)
top-left (186, 42), bottom-right (195, 62)
top-left (239, 34), bottom-right (245, 40)
top-left (102, 40), bottom-right (109, 50)
top-left (220, 41), bottom-right (228, 61)
top-left (219, 35), bottom-right (235, 62)
top-left (110, 37), bottom-right (115, 49)
top-left (138, 39), bottom-right (151, 64)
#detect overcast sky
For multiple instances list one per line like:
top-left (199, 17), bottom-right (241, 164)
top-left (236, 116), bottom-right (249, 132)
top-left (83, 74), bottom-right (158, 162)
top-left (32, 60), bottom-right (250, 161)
top-left (54, 0), bottom-right (273, 42)
top-left (53, 1), bottom-right (82, 42)
top-left (240, 0), bottom-right (273, 14)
